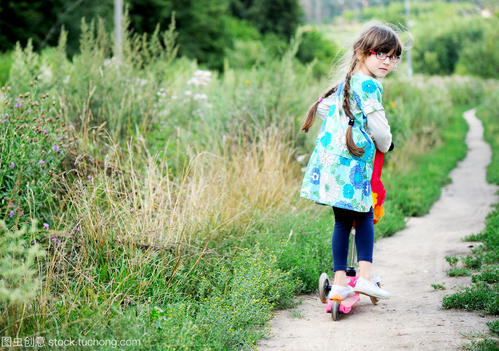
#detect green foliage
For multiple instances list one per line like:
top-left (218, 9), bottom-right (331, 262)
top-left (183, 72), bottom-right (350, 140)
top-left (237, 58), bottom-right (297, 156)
top-left (229, 0), bottom-right (303, 40)
top-left (0, 81), bottom-right (68, 231)
top-left (446, 255), bottom-right (459, 268)
top-left (448, 268), bottom-right (470, 277)
top-left (0, 221), bottom-right (45, 305)
top-left (456, 19), bottom-right (499, 78)
top-left (463, 338), bottom-right (499, 351)
top-left (0, 51), bottom-right (12, 85)
top-left (431, 283), bottom-right (446, 290)
top-left (413, 17), bottom-right (498, 77)
top-left (296, 29), bottom-right (341, 78)
top-left (488, 320), bottom-right (499, 337)
top-left (443, 283), bottom-right (498, 314)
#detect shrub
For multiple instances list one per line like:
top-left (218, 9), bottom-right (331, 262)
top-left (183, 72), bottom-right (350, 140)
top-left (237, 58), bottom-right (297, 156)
top-left (456, 18), bottom-right (499, 78)
top-left (296, 28), bottom-right (341, 78)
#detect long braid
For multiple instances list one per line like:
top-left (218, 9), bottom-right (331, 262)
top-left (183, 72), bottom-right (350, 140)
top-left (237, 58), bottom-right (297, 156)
top-left (343, 58), bottom-right (365, 157)
top-left (300, 85), bottom-right (338, 133)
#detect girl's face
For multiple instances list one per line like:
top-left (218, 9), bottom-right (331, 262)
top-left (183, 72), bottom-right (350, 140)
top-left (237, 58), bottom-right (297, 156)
top-left (357, 49), bottom-right (398, 79)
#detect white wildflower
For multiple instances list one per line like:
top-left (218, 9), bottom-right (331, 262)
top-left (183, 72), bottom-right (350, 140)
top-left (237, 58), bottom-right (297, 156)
top-left (193, 93), bottom-right (207, 101)
top-left (37, 66), bottom-right (53, 83)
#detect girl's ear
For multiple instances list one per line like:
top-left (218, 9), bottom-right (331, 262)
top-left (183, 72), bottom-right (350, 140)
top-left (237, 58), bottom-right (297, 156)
top-left (355, 48), bottom-right (366, 63)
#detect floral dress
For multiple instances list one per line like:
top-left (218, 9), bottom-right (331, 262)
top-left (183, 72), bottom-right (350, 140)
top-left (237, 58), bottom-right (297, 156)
top-left (300, 73), bottom-right (385, 212)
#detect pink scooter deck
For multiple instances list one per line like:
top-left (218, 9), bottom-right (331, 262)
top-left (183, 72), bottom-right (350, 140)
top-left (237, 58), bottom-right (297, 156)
top-left (325, 276), bottom-right (361, 314)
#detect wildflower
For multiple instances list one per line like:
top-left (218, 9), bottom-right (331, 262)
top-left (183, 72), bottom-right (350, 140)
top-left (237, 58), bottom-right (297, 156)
top-left (43, 129), bottom-right (48, 134)
top-left (187, 70), bottom-right (212, 87)
top-left (10, 162), bottom-right (14, 169)
top-left (40, 160), bottom-right (45, 165)
top-left (9, 210), bottom-right (14, 218)
top-left (19, 211), bottom-right (24, 217)
top-left (15, 103), bottom-right (21, 108)
top-left (87, 175), bottom-right (92, 180)
top-left (43, 223), bottom-right (49, 230)
top-left (156, 88), bottom-right (167, 97)
top-left (51, 237), bottom-right (60, 244)
top-left (4, 113), bottom-right (8, 118)
top-left (53, 144), bottom-right (60, 152)
top-left (193, 93), bottom-right (207, 101)
top-left (26, 109), bottom-right (31, 114)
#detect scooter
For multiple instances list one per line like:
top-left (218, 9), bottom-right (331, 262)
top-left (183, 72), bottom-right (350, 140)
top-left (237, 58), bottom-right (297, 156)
top-left (318, 227), bottom-right (382, 321)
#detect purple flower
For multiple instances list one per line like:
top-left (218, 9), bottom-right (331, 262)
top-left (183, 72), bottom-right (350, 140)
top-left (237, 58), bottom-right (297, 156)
top-left (43, 223), bottom-right (49, 230)
top-left (4, 113), bottom-right (8, 118)
top-left (26, 109), bottom-right (31, 114)
top-left (8, 202), bottom-right (14, 208)
top-left (87, 175), bottom-right (92, 180)
top-left (40, 160), bottom-right (45, 165)
top-left (43, 129), bottom-right (48, 134)
top-left (57, 137), bottom-right (62, 142)
top-left (53, 144), bottom-right (60, 152)
top-left (15, 103), bottom-right (21, 108)
top-left (51, 237), bottom-right (60, 244)
top-left (10, 162), bottom-right (14, 169)
top-left (8, 210), bottom-right (15, 218)
top-left (19, 211), bottom-right (24, 217)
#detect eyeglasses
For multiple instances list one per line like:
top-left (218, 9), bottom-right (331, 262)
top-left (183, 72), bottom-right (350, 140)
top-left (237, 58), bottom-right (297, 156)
top-left (369, 50), bottom-right (401, 63)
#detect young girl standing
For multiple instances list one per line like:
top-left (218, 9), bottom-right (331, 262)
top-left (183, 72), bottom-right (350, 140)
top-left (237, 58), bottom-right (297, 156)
top-left (300, 25), bottom-right (402, 300)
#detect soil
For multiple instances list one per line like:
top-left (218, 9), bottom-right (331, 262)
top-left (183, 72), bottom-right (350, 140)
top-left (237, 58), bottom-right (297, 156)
top-left (257, 109), bottom-right (498, 351)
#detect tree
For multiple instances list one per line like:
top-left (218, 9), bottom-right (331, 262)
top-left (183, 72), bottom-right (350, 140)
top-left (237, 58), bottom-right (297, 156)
top-left (127, 0), bottom-right (232, 70)
top-left (229, 0), bottom-right (303, 40)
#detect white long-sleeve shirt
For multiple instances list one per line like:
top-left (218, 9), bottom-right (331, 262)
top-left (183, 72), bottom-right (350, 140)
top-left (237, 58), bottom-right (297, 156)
top-left (316, 95), bottom-right (392, 153)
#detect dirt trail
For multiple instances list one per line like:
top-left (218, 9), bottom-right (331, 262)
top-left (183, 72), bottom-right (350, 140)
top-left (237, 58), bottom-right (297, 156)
top-left (257, 109), bottom-right (498, 351)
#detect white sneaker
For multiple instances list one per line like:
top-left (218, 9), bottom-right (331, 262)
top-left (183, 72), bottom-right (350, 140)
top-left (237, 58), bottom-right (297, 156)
top-left (328, 285), bottom-right (355, 300)
top-left (354, 277), bottom-right (390, 299)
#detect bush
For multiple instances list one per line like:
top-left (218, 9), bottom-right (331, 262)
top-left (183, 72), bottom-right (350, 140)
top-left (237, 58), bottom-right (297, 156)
top-left (413, 18), bottom-right (485, 75)
top-left (296, 29), bottom-right (341, 78)
top-left (456, 18), bottom-right (499, 79)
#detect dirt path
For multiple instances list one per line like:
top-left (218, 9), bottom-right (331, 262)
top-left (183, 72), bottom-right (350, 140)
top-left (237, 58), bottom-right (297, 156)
top-left (257, 109), bottom-right (498, 351)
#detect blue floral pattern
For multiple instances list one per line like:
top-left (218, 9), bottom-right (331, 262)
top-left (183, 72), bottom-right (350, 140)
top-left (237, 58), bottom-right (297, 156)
top-left (362, 79), bottom-right (377, 93)
top-left (300, 73), bottom-right (383, 212)
top-left (320, 132), bottom-right (332, 147)
top-left (350, 164), bottom-right (364, 189)
top-left (310, 167), bottom-right (321, 185)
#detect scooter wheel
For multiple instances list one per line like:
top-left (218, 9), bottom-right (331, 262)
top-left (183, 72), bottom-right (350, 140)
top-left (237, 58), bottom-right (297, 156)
top-left (370, 281), bottom-right (382, 305)
top-left (319, 272), bottom-right (330, 303)
top-left (331, 300), bottom-right (340, 321)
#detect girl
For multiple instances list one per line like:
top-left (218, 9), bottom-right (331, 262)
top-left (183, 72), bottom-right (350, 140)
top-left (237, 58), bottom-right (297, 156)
top-left (300, 25), bottom-right (402, 300)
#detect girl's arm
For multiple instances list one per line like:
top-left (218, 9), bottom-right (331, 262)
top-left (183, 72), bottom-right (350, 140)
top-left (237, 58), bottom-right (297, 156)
top-left (367, 110), bottom-right (392, 153)
top-left (316, 95), bottom-right (335, 120)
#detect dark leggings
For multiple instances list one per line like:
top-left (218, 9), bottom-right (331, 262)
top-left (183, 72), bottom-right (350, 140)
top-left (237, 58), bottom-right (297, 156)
top-left (332, 206), bottom-right (374, 272)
